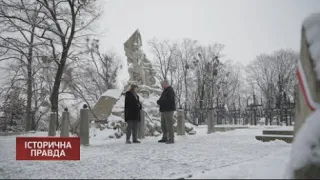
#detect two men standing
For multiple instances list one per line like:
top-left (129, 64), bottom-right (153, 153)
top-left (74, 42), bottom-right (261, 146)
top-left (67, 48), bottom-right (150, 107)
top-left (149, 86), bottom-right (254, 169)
top-left (157, 80), bottom-right (176, 144)
top-left (124, 80), bottom-right (176, 144)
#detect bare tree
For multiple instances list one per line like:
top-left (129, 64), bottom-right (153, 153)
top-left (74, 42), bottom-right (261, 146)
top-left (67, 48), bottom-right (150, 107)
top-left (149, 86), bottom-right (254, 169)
top-left (32, 57), bottom-right (53, 130)
top-left (32, 0), bottom-right (102, 118)
top-left (176, 38), bottom-right (198, 109)
top-left (215, 60), bottom-right (243, 109)
top-left (0, 0), bottom-right (44, 130)
top-left (0, 87), bottom-right (25, 131)
top-left (246, 49), bottom-right (298, 104)
top-left (190, 44), bottom-right (224, 110)
top-left (70, 38), bottom-right (122, 103)
top-left (0, 0), bottom-right (102, 130)
top-left (148, 38), bottom-right (179, 83)
top-left (168, 54), bottom-right (184, 108)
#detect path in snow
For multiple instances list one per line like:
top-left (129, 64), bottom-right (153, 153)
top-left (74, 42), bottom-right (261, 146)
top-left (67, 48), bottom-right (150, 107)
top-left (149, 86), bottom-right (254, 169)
top-left (0, 127), bottom-right (291, 179)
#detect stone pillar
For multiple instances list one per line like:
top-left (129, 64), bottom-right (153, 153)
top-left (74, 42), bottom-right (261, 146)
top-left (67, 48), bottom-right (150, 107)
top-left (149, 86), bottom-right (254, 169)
top-left (60, 108), bottom-right (69, 137)
top-left (80, 104), bottom-right (89, 146)
top-left (138, 109), bottom-right (145, 139)
top-left (48, 112), bottom-right (57, 136)
top-left (207, 109), bottom-right (215, 134)
top-left (177, 109), bottom-right (185, 135)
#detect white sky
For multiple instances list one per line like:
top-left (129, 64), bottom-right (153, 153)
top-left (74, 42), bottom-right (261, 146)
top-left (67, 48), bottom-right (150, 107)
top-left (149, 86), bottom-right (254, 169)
top-left (0, 0), bottom-right (319, 92)
top-left (99, 0), bottom-right (320, 66)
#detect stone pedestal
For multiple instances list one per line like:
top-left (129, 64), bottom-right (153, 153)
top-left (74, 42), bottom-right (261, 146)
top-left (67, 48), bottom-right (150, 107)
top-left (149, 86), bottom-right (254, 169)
top-left (137, 109), bottom-right (145, 139)
top-left (60, 108), bottom-right (69, 137)
top-left (177, 109), bottom-right (185, 135)
top-left (48, 112), bottom-right (56, 136)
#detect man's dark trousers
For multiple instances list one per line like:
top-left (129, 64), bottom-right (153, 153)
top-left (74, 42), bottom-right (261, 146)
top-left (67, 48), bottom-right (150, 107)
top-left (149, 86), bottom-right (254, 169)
top-left (126, 120), bottom-right (138, 141)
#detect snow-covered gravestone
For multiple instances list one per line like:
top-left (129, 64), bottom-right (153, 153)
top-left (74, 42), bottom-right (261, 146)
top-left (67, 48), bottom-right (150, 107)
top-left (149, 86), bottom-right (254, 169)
top-left (287, 13), bottom-right (320, 179)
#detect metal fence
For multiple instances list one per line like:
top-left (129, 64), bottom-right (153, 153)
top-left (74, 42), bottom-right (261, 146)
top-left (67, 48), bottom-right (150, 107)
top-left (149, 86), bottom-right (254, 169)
top-left (184, 103), bottom-right (295, 126)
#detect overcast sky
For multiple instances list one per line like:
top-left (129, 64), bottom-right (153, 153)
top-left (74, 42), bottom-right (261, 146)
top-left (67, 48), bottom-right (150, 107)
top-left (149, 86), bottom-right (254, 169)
top-left (99, 0), bottom-right (320, 63)
top-left (97, 0), bottom-right (320, 87)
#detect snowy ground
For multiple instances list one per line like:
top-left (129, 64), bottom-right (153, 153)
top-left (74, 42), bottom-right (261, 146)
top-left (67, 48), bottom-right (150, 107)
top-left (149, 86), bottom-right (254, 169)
top-left (0, 126), bottom-right (292, 179)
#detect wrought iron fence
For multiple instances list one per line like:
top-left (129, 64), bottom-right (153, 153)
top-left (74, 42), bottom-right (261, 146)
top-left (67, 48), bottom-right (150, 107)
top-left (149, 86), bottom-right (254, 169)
top-left (183, 102), bottom-right (295, 126)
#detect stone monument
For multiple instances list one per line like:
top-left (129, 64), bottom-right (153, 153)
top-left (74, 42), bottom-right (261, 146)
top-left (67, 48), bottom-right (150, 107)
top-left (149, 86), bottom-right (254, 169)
top-left (123, 29), bottom-right (158, 97)
top-left (293, 15), bottom-right (320, 135)
top-left (88, 89), bottom-right (122, 121)
top-left (288, 13), bottom-right (320, 179)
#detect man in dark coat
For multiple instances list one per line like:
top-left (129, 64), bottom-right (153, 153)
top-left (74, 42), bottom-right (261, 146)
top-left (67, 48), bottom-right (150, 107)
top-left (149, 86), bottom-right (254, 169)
top-left (157, 80), bottom-right (176, 144)
top-left (125, 84), bottom-right (142, 144)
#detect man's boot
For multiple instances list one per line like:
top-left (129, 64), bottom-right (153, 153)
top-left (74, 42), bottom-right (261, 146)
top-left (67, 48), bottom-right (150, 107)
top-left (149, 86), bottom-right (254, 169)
top-left (166, 139), bottom-right (174, 144)
top-left (133, 140), bottom-right (141, 143)
top-left (158, 138), bottom-right (167, 143)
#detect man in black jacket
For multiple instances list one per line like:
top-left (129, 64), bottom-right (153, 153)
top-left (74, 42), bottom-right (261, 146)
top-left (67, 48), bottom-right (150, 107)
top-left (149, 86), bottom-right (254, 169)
top-left (125, 84), bottom-right (142, 144)
top-left (157, 80), bottom-right (176, 144)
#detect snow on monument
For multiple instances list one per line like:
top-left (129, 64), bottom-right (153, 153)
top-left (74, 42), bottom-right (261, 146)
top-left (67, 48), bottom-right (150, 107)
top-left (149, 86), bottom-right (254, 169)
top-left (71, 89), bottom-right (123, 136)
top-left (88, 89), bottom-right (123, 121)
top-left (88, 29), bottom-right (195, 139)
top-left (83, 29), bottom-right (196, 140)
top-left (123, 29), bottom-right (160, 97)
top-left (287, 13), bottom-right (320, 179)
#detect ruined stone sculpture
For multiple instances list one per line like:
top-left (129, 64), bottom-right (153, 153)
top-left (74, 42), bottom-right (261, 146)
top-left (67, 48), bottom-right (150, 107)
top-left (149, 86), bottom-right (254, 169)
top-left (124, 29), bottom-right (157, 88)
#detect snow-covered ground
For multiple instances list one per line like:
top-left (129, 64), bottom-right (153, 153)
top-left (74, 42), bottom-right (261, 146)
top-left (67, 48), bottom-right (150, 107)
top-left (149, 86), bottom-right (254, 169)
top-left (0, 126), bottom-right (292, 179)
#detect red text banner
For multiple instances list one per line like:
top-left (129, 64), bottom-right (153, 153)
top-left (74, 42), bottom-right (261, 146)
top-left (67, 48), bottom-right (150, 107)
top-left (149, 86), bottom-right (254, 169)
top-left (16, 137), bottom-right (80, 160)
